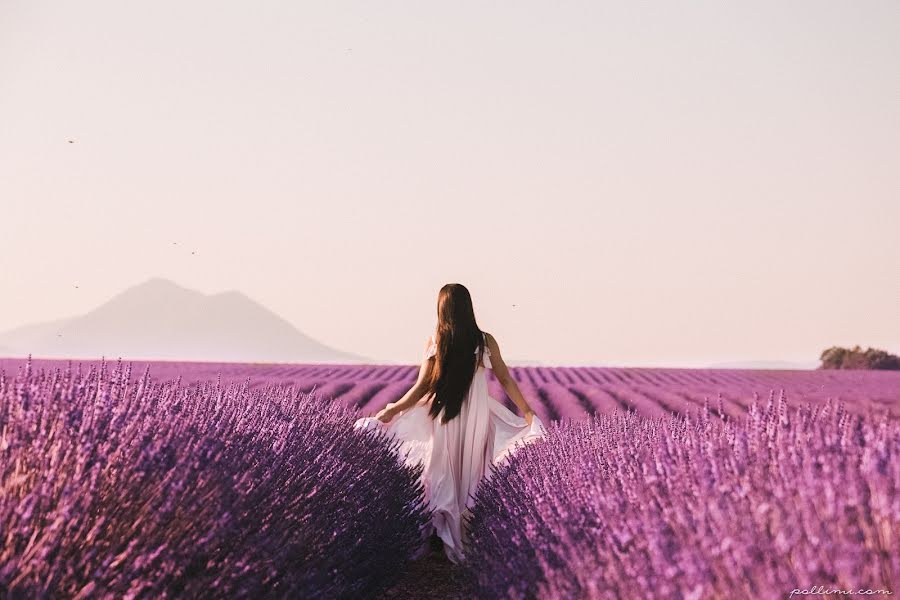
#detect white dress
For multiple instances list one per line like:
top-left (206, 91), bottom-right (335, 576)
top-left (354, 331), bottom-right (547, 563)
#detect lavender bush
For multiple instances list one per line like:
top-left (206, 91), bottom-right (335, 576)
top-left (0, 358), bottom-right (430, 599)
top-left (464, 393), bottom-right (899, 599)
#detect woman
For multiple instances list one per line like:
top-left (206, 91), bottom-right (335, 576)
top-left (354, 283), bottom-right (547, 564)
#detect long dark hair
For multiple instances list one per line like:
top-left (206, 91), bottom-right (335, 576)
top-left (426, 283), bottom-right (486, 424)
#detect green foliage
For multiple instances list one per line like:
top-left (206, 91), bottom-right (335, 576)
top-left (819, 345), bottom-right (900, 370)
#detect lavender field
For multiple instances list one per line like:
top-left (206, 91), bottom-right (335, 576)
top-left (2, 357), bottom-right (898, 423)
top-left (1, 357), bottom-right (897, 599)
top-left (0, 360), bottom-right (430, 598)
top-left (466, 395), bottom-right (898, 599)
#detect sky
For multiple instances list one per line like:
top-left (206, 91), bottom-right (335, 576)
top-left (0, 0), bottom-right (898, 367)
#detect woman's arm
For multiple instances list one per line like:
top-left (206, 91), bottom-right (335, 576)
top-left (485, 333), bottom-right (535, 425)
top-left (375, 337), bottom-right (435, 422)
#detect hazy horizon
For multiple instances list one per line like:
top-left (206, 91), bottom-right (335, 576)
top-left (1, 1), bottom-right (897, 367)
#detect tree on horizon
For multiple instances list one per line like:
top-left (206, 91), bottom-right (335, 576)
top-left (819, 345), bottom-right (900, 370)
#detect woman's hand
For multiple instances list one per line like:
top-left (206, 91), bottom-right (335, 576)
top-left (524, 410), bottom-right (535, 426)
top-left (375, 403), bottom-right (397, 424)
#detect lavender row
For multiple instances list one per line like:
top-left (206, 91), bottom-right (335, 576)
top-left (0, 359), bottom-right (430, 598)
top-left (463, 393), bottom-right (899, 599)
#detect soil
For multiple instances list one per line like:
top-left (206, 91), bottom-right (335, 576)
top-left (374, 534), bottom-right (475, 600)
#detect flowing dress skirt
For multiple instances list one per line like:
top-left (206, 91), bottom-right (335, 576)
top-left (354, 365), bottom-right (546, 563)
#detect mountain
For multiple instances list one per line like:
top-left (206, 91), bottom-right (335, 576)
top-left (0, 278), bottom-right (368, 363)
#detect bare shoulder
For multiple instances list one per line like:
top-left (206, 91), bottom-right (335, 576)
top-left (484, 331), bottom-right (499, 351)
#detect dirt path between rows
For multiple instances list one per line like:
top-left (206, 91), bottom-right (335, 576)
top-left (375, 537), bottom-right (474, 599)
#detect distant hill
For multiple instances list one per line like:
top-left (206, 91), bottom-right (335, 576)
top-left (505, 359), bottom-right (545, 366)
top-left (707, 359), bottom-right (818, 370)
top-left (0, 278), bottom-right (368, 363)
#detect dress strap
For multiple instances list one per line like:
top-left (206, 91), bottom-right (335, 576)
top-left (425, 335), bottom-right (437, 359)
top-left (476, 332), bottom-right (493, 369)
